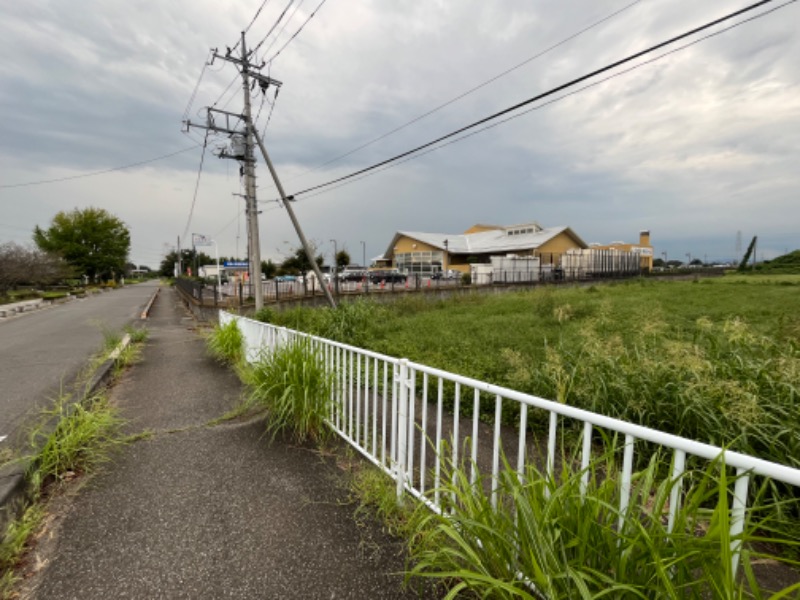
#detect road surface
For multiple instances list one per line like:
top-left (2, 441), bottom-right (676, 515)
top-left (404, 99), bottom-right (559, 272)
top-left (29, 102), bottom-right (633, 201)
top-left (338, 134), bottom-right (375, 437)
top-left (0, 281), bottom-right (158, 449)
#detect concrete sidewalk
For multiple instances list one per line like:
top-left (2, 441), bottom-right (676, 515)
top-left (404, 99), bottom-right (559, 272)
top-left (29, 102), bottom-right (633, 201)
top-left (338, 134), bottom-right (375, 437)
top-left (21, 288), bottom-right (422, 599)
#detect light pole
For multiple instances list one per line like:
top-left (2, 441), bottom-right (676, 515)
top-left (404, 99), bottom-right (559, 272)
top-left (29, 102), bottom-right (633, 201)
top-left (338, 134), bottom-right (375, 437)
top-left (360, 241), bottom-right (366, 270)
top-left (686, 252), bottom-right (692, 266)
top-left (443, 239), bottom-right (449, 275)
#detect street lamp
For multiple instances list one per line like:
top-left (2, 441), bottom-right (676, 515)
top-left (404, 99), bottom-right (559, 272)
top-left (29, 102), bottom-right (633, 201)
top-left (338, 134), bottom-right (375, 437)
top-left (686, 252), bottom-right (692, 266)
top-left (443, 239), bottom-right (449, 275)
top-left (360, 241), bottom-right (366, 270)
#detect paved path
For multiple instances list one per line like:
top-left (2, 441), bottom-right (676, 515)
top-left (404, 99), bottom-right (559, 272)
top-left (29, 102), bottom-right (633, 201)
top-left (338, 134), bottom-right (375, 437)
top-left (21, 287), bottom-right (422, 599)
top-left (0, 281), bottom-right (158, 447)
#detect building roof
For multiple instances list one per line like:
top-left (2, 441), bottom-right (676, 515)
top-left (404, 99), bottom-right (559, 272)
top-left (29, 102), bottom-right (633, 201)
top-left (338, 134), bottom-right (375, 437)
top-left (384, 225), bottom-right (587, 258)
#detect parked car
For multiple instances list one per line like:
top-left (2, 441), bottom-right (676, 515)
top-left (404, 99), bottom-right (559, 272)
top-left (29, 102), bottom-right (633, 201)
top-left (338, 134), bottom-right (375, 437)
top-left (431, 269), bottom-right (461, 280)
top-left (339, 269), bottom-right (367, 282)
top-left (274, 275), bottom-right (297, 282)
top-left (369, 270), bottom-right (407, 284)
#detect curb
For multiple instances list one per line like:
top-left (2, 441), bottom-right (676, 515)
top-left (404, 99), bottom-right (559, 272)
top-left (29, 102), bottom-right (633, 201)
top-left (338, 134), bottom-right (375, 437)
top-left (0, 335), bottom-right (133, 534)
top-left (141, 287), bottom-right (160, 319)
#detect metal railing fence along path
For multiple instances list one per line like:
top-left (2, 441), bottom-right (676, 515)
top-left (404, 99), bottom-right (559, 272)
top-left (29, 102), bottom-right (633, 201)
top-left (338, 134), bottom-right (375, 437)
top-left (220, 311), bottom-right (800, 579)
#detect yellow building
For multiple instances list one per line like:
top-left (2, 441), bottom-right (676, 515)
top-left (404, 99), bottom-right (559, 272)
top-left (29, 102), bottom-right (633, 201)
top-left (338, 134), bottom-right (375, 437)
top-left (590, 230), bottom-right (654, 271)
top-left (380, 222), bottom-right (589, 277)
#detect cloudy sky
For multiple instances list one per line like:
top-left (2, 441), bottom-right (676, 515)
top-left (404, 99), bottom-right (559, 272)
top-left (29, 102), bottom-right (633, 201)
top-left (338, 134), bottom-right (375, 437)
top-left (1, 0), bottom-right (798, 269)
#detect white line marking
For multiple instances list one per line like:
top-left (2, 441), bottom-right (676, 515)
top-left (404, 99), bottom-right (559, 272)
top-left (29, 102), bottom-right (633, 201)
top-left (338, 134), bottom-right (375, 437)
top-left (0, 435), bottom-right (7, 443)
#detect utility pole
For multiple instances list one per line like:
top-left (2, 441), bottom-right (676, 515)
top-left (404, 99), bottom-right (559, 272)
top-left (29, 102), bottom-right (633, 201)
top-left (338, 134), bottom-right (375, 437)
top-left (184, 33), bottom-right (334, 309)
top-left (238, 32), bottom-right (263, 310)
top-left (252, 129), bottom-right (336, 308)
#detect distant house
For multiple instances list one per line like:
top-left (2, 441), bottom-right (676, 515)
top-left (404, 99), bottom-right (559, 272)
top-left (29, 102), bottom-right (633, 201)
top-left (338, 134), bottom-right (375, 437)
top-left (589, 230), bottom-right (654, 271)
top-left (380, 222), bottom-right (588, 277)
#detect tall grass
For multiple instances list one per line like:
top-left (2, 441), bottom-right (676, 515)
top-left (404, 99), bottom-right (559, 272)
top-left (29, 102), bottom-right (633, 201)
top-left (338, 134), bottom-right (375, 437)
top-left (205, 318), bottom-right (244, 366)
top-left (26, 393), bottom-right (123, 492)
top-left (408, 451), bottom-right (800, 599)
top-left (242, 337), bottom-right (334, 443)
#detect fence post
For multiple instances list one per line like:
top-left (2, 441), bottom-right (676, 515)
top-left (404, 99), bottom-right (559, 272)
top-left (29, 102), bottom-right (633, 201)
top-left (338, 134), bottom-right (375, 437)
top-left (396, 358), bottom-right (409, 503)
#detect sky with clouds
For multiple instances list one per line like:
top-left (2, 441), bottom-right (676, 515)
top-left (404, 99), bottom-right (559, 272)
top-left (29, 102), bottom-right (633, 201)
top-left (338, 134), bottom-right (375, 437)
top-left (1, 0), bottom-right (798, 269)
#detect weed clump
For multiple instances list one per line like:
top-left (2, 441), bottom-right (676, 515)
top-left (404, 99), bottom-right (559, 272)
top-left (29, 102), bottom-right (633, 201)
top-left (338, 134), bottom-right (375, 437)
top-left (206, 319), bottom-right (244, 366)
top-left (243, 338), bottom-right (333, 444)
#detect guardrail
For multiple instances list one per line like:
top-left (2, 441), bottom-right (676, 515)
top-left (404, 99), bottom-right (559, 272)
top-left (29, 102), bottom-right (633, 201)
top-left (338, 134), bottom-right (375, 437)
top-left (220, 311), bottom-right (800, 578)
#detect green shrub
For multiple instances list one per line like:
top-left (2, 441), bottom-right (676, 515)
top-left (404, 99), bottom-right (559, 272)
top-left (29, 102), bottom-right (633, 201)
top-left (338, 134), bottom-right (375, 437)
top-left (243, 337), bottom-right (334, 443)
top-left (206, 319), bottom-right (244, 365)
top-left (27, 394), bottom-right (123, 492)
top-left (409, 452), bottom-right (799, 599)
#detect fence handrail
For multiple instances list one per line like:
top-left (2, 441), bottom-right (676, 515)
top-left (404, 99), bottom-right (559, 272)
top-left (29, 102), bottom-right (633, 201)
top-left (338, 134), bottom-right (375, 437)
top-left (227, 311), bottom-right (800, 487)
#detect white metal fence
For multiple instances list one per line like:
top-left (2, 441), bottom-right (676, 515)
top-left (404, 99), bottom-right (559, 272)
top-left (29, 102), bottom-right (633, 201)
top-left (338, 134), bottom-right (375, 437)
top-left (220, 311), bottom-right (800, 577)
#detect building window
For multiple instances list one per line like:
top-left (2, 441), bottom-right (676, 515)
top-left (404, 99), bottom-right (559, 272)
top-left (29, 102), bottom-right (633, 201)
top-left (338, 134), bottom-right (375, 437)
top-left (395, 251), bottom-right (444, 275)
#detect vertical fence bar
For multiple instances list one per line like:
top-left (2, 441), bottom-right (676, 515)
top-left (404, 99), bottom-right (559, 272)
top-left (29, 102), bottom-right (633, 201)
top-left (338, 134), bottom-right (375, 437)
top-left (434, 378), bottom-right (444, 509)
top-left (580, 421), bottom-right (592, 497)
top-left (390, 362), bottom-right (398, 467)
top-left (356, 353), bottom-right (362, 446)
top-left (348, 350), bottom-right (354, 439)
top-left (667, 449), bottom-right (686, 534)
top-left (381, 361), bottom-right (389, 467)
top-left (363, 354), bottom-right (370, 448)
top-left (618, 434), bottom-right (636, 535)
top-left (372, 357), bottom-right (379, 458)
top-left (471, 389), bottom-right (480, 485)
top-left (546, 411), bottom-right (558, 483)
top-left (517, 403), bottom-right (528, 478)
top-left (491, 395), bottom-right (502, 509)
top-left (407, 368), bottom-right (417, 489)
top-left (452, 382), bottom-right (461, 471)
top-left (420, 372), bottom-right (429, 495)
top-left (396, 359), bottom-right (409, 501)
top-left (730, 469), bottom-right (750, 578)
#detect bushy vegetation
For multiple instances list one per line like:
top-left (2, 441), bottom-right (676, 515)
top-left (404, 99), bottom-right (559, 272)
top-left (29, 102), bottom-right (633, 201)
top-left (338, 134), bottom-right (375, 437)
top-left (242, 337), bottom-right (334, 443)
top-left (755, 250), bottom-right (800, 274)
top-left (205, 318), bottom-right (245, 365)
top-left (408, 452), bottom-right (800, 599)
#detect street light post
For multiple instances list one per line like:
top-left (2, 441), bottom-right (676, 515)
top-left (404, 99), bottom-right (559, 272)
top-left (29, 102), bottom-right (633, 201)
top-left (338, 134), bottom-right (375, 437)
top-left (686, 252), bottom-right (692, 266)
top-left (360, 241), bottom-right (366, 270)
top-left (443, 239), bottom-right (449, 275)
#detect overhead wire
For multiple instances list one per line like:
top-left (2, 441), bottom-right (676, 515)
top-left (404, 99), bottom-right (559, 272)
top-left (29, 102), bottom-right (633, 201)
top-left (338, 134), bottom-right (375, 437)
top-left (0, 145), bottom-right (201, 190)
top-left (229, 0), bottom-right (274, 55)
top-left (268, 0), bottom-right (642, 186)
top-left (298, 9), bottom-right (777, 202)
top-left (262, 0), bottom-right (324, 63)
top-left (258, 0), bottom-right (307, 60)
top-left (250, 0), bottom-right (296, 56)
top-left (182, 131), bottom-right (210, 243)
top-left (289, 0), bottom-right (783, 200)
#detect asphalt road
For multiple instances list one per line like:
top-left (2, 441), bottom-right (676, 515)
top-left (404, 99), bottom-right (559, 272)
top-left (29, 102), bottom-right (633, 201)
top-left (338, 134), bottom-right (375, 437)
top-left (0, 280), bottom-right (158, 448)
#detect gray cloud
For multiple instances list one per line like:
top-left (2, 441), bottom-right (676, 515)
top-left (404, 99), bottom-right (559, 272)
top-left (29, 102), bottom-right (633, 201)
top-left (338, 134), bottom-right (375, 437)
top-left (1, 0), bottom-right (798, 268)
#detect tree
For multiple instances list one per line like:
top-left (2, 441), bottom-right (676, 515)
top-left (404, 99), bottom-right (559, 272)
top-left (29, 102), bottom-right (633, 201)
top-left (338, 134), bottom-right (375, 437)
top-left (278, 247), bottom-right (324, 276)
top-left (260, 259), bottom-right (277, 279)
top-left (335, 250), bottom-right (351, 271)
top-left (0, 242), bottom-right (73, 296)
top-left (34, 207), bottom-right (130, 282)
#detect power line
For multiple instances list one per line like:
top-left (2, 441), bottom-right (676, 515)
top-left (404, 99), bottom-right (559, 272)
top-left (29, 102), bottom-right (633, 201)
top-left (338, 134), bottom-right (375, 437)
top-left (230, 0), bottom-right (274, 55)
top-left (290, 0), bottom-right (781, 199)
top-left (269, 0), bottom-right (641, 186)
top-left (182, 132), bottom-right (210, 243)
top-left (263, 0), bottom-right (327, 64)
top-left (258, 0), bottom-right (308, 60)
top-left (0, 145), bottom-right (201, 190)
top-left (250, 0), bottom-right (296, 56)
top-left (297, 5), bottom-right (788, 203)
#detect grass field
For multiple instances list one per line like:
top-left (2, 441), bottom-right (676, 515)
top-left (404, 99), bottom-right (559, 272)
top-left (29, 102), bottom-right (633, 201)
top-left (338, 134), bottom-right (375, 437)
top-left (255, 274), bottom-right (800, 595)
top-left (262, 275), bottom-right (799, 467)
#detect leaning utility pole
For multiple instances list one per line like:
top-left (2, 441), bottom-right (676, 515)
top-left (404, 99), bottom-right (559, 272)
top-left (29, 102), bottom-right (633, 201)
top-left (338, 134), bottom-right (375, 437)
top-left (253, 129), bottom-right (336, 308)
top-left (184, 32), bottom-right (335, 309)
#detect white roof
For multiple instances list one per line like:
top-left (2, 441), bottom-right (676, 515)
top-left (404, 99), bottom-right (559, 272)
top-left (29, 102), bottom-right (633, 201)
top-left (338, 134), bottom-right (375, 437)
top-left (392, 226), bottom-right (582, 255)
